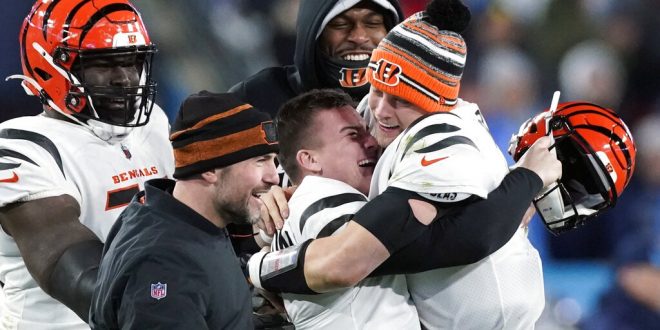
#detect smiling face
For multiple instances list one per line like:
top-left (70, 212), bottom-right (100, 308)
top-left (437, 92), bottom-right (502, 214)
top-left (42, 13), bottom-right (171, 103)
top-left (318, 4), bottom-right (387, 63)
top-left (213, 153), bottom-right (279, 225)
top-left (307, 106), bottom-right (379, 195)
top-left (72, 52), bottom-right (147, 125)
top-left (368, 86), bottom-right (427, 148)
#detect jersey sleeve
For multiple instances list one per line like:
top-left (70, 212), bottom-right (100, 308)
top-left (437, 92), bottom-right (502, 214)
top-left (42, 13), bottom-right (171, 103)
top-left (387, 112), bottom-right (497, 199)
top-left (0, 127), bottom-right (77, 207)
top-left (117, 255), bottom-right (208, 328)
top-left (272, 177), bottom-right (368, 252)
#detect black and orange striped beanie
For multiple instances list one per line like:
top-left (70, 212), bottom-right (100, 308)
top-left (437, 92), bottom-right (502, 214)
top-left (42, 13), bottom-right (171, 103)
top-left (170, 91), bottom-right (278, 179)
top-left (366, 0), bottom-right (470, 113)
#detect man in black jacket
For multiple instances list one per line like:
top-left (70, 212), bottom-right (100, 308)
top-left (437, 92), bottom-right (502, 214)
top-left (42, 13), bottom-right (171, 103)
top-left (90, 92), bottom-right (279, 329)
top-left (230, 0), bottom-right (403, 117)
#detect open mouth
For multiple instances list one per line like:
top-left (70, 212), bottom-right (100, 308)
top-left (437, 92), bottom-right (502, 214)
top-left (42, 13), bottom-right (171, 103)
top-left (358, 159), bottom-right (377, 168)
top-left (378, 121), bottom-right (400, 131)
top-left (341, 53), bottom-right (370, 61)
top-left (251, 190), bottom-right (270, 199)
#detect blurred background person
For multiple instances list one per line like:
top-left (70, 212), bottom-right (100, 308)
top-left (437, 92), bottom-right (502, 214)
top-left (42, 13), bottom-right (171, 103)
top-left (580, 110), bottom-right (660, 330)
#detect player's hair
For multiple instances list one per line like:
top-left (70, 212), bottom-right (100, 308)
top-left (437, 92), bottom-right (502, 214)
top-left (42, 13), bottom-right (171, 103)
top-left (276, 89), bottom-right (355, 183)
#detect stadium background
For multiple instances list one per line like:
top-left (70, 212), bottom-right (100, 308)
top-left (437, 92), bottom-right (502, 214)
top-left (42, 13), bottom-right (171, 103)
top-left (1, 0), bottom-right (658, 328)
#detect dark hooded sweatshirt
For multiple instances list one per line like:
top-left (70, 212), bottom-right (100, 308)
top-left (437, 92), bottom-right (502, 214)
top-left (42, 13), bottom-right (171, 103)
top-left (229, 0), bottom-right (403, 118)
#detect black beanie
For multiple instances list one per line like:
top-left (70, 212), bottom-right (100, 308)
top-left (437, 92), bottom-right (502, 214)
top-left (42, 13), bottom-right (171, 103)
top-left (170, 91), bottom-right (278, 179)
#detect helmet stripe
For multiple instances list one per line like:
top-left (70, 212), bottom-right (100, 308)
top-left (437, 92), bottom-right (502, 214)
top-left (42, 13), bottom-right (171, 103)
top-left (62, 0), bottom-right (93, 44)
top-left (21, 2), bottom-right (45, 78)
top-left (77, 3), bottom-right (139, 47)
top-left (573, 123), bottom-right (634, 189)
top-left (42, 0), bottom-right (63, 40)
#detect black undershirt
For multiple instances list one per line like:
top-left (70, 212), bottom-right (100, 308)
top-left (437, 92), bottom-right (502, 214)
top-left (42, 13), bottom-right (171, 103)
top-left (368, 167), bottom-right (543, 276)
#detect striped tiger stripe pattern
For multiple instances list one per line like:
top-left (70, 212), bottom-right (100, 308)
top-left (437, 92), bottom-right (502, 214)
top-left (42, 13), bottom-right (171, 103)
top-left (367, 12), bottom-right (467, 113)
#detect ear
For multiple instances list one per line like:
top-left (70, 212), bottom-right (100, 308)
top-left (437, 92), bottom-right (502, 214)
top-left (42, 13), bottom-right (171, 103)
top-left (296, 149), bottom-right (322, 174)
top-left (200, 170), bottom-right (219, 184)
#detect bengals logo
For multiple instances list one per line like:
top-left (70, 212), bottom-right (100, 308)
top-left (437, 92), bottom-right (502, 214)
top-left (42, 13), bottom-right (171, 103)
top-left (372, 59), bottom-right (402, 86)
top-left (339, 68), bottom-right (368, 88)
top-left (605, 163), bottom-right (614, 173)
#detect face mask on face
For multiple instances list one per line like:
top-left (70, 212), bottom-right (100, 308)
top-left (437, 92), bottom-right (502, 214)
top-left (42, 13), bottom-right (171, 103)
top-left (316, 49), bottom-right (371, 100)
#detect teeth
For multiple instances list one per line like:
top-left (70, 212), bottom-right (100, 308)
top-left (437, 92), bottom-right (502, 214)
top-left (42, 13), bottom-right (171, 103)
top-left (358, 159), bottom-right (376, 166)
top-left (379, 122), bottom-right (398, 129)
top-left (342, 54), bottom-right (370, 61)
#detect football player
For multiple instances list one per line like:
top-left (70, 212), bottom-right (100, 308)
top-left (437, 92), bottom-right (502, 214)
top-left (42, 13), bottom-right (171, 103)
top-left (0, 0), bottom-right (173, 328)
top-left (270, 89), bottom-right (420, 329)
top-left (249, 1), bottom-right (559, 328)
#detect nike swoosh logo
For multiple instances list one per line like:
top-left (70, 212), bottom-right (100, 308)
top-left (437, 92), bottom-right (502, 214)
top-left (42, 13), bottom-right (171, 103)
top-left (0, 171), bottom-right (19, 183)
top-left (420, 155), bottom-right (449, 167)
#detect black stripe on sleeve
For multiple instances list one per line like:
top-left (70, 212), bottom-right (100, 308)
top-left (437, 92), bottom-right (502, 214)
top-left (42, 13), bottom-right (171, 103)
top-left (0, 149), bottom-right (38, 167)
top-left (0, 163), bottom-right (20, 171)
top-left (316, 214), bottom-right (353, 238)
top-left (401, 123), bottom-right (461, 157)
top-left (0, 129), bottom-right (64, 177)
top-left (415, 135), bottom-right (479, 154)
top-left (299, 193), bottom-right (367, 233)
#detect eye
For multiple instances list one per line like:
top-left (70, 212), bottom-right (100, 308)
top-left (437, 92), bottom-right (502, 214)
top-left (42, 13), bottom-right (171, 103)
top-left (328, 18), bottom-right (351, 29)
top-left (365, 19), bottom-right (384, 28)
top-left (395, 97), bottom-right (412, 107)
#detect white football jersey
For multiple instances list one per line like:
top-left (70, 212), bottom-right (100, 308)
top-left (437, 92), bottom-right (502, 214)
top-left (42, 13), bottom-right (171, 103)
top-left (370, 99), bottom-right (545, 330)
top-left (0, 106), bottom-right (174, 329)
top-left (272, 175), bottom-right (420, 330)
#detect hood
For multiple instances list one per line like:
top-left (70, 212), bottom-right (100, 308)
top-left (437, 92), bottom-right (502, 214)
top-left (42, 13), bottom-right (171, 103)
top-left (293, 0), bottom-right (404, 93)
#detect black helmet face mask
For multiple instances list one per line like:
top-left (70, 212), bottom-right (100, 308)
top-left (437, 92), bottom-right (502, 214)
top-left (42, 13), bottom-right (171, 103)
top-left (534, 121), bottom-right (614, 235)
top-left (66, 45), bottom-right (157, 128)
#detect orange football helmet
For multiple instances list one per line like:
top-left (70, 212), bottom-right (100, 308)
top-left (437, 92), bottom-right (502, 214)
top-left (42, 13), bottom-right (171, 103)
top-left (509, 102), bottom-right (636, 234)
top-left (10, 0), bottom-right (157, 141)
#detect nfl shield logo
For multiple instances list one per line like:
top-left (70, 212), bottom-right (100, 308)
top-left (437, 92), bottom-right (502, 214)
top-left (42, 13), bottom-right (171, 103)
top-left (150, 282), bottom-right (167, 300)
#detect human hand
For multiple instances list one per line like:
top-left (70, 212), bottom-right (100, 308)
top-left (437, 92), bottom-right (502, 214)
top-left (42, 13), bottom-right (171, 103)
top-left (255, 288), bottom-right (286, 314)
top-left (257, 185), bottom-right (296, 235)
top-left (515, 136), bottom-right (562, 188)
top-left (618, 263), bottom-right (660, 311)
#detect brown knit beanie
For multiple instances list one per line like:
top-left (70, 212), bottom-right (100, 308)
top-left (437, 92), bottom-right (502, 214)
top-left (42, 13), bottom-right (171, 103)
top-left (170, 91), bottom-right (278, 179)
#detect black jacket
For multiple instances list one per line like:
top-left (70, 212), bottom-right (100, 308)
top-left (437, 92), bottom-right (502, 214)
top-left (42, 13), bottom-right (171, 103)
top-left (229, 0), bottom-right (403, 117)
top-left (90, 179), bottom-right (253, 329)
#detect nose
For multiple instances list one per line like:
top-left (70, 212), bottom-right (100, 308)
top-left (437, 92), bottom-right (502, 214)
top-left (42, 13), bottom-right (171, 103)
top-left (371, 93), bottom-right (394, 121)
top-left (110, 67), bottom-right (134, 87)
top-left (263, 160), bottom-right (280, 186)
top-left (347, 23), bottom-right (369, 45)
top-left (364, 133), bottom-right (378, 151)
